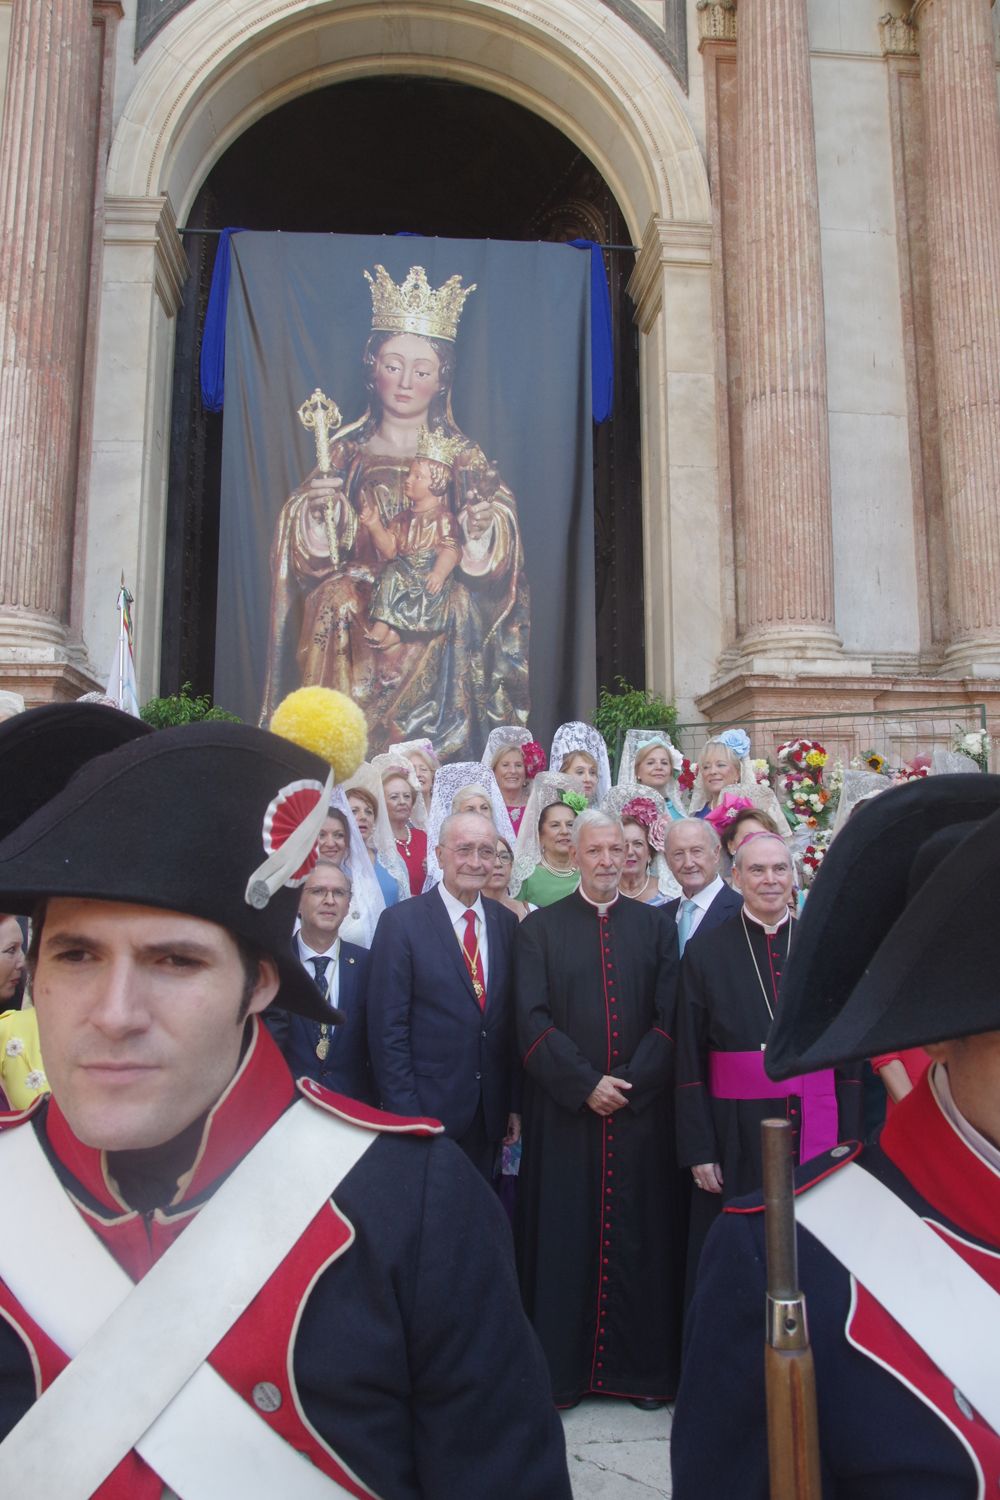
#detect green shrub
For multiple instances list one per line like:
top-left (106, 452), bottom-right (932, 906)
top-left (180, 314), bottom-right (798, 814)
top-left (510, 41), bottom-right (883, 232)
top-left (140, 682), bottom-right (241, 729)
top-left (592, 677), bottom-right (677, 769)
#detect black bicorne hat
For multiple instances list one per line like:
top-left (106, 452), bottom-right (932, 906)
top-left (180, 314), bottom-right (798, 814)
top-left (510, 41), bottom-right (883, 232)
top-left (766, 773), bottom-right (1000, 1079)
top-left (0, 707), bottom-right (339, 1023)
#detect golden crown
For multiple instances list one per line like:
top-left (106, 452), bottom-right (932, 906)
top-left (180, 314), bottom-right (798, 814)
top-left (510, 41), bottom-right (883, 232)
top-left (415, 426), bottom-right (467, 468)
top-left (364, 264), bottom-right (476, 343)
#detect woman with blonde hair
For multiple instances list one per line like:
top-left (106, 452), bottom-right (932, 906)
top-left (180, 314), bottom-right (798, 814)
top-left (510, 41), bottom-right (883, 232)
top-left (688, 728), bottom-right (791, 836)
top-left (616, 729), bottom-right (687, 820)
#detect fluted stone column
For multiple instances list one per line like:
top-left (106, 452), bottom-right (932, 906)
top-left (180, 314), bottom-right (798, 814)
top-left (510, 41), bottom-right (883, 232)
top-left (735, 0), bottom-right (841, 659)
top-left (0, 0), bottom-right (98, 680)
top-left (914, 0), bottom-right (1000, 672)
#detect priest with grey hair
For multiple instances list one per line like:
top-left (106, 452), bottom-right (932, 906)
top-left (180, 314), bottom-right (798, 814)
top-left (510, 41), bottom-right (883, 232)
top-left (675, 832), bottom-right (861, 1297)
top-left (514, 808), bottom-right (685, 1409)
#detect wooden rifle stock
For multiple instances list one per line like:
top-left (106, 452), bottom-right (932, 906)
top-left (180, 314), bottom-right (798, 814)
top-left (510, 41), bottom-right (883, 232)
top-left (761, 1118), bottom-right (822, 1500)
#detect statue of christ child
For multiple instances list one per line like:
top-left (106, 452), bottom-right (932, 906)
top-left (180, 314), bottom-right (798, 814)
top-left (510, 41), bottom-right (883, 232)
top-left (360, 426), bottom-right (464, 650)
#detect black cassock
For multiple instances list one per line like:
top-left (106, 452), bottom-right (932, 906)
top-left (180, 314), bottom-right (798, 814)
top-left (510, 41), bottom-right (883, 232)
top-left (676, 910), bottom-right (861, 1291)
top-left (514, 891), bottom-right (685, 1406)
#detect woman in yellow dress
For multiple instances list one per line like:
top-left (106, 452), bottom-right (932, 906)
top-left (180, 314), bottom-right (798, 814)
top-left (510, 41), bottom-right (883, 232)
top-left (0, 914), bottom-right (47, 1110)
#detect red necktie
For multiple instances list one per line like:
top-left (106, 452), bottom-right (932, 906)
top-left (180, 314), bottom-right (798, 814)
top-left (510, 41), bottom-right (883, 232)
top-left (462, 909), bottom-right (486, 1010)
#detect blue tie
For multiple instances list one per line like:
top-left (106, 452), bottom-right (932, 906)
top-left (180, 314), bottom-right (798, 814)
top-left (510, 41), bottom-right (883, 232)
top-left (310, 955), bottom-right (332, 990)
top-left (678, 899), bottom-right (698, 955)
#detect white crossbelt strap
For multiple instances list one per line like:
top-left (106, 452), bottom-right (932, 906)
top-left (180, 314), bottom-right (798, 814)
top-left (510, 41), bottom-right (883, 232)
top-left (796, 1162), bottom-right (1000, 1433)
top-left (0, 1101), bottom-right (379, 1499)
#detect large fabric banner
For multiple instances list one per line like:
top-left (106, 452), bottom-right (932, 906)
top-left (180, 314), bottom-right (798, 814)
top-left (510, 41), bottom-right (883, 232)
top-left (214, 233), bottom-right (594, 760)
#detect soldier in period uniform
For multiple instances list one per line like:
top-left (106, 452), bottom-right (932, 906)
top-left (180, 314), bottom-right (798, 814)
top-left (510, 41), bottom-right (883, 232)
top-left (0, 703), bottom-right (570, 1500)
top-left (672, 774), bottom-right (1000, 1498)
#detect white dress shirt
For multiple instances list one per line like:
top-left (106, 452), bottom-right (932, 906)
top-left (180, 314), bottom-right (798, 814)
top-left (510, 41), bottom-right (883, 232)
top-left (297, 932), bottom-right (341, 1011)
top-left (437, 882), bottom-right (490, 989)
top-left (676, 874), bottom-right (726, 943)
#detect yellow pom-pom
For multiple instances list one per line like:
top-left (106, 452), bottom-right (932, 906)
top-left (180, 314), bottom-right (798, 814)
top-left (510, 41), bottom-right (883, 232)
top-left (270, 688), bottom-right (368, 783)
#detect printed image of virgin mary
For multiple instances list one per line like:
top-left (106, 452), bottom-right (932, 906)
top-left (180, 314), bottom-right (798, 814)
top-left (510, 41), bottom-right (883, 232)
top-left (261, 264), bottom-right (530, 760)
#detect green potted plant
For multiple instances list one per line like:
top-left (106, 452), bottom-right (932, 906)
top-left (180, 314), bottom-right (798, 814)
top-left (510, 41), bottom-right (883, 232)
top-left (140, 682), bottom-right (242, 730)
top-left (592, 677), bottom-right (678, 775)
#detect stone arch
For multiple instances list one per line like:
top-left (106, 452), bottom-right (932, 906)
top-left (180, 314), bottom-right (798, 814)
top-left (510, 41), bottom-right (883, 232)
top-left (92, 0), bottom-right (717, 712)
top-left (108, 0), bottom-right (709, 236)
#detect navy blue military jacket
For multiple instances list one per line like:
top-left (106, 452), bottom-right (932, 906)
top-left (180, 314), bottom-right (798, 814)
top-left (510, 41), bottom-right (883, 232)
top-left (672, 1069), bottom-right (999, 1498)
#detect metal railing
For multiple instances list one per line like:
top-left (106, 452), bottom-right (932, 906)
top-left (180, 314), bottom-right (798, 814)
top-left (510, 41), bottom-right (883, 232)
top-left (669, 704), bottom-right (989, 773)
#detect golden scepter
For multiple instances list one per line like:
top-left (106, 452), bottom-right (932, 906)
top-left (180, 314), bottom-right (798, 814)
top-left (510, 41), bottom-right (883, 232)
top-left (762, 1118), bottom-right (822, 1500)
top-left (297, 388), bottom-right (343, 569)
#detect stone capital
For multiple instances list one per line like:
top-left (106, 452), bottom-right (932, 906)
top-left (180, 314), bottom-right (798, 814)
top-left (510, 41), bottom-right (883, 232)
top-left (697, 0), bottom-right (737, 46)
top-left (627, 217), bottom-right (712, 331)
top-left (879, 12), bottom-right (919, 54)
top-left (104, 195), bottom-right (189, 317)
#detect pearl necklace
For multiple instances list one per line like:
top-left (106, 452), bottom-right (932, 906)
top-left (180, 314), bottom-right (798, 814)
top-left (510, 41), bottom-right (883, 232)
top-left (619, 872), bottom-right (654, 901)
top-left (539, 856), bottom-right (577, 877)
top-left (394, 822), bottom-right (413, 852)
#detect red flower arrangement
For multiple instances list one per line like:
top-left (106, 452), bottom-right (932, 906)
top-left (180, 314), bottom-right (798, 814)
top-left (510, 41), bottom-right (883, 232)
top-left (678, 758), bottom-right (697, 793)
top-left (521, 740), bottom-right (547, 780)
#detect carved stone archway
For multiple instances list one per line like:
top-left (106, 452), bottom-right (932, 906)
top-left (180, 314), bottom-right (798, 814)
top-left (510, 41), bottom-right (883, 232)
top-left (92, 0), bottom-right (715, 709)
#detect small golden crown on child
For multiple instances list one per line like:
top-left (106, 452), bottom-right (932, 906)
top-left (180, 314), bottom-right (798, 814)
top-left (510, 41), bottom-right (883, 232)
top-left (365, 264), bottom-right (477, 343)
top-left (415, 426), bottom-right (467, 467)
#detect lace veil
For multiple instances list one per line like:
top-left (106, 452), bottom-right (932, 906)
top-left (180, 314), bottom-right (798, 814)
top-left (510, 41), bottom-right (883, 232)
top-left (370, 751), bottom-right (428, 828)
top-left (615, 728), bottom-right (687, 819)
top-left (481, 725), bottom-right (533, 769)
top-left (325, 783), bottom-right (386, 948)
top-left (421, 761), bottom-right (516, 892)
top-left (601, 784), bottom-right (681, 900)
top-left (548, 722), bottom-right (612, 804)
top-left (342, 761), bottom-right (410, 903)
top-left (510, 770), bottom-right (579, 897)
top-left (688, 733), bottom-right (792, 836)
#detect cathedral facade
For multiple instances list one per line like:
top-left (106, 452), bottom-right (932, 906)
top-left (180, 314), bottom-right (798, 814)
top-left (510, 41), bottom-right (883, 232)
top-left (0, 0), bottom-right (998, 732)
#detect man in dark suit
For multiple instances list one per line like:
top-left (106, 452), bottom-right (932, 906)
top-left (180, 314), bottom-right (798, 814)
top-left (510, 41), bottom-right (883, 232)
top-left (367, 811), bottom-right (520, 1178)
top-left (663, 818), bottom-right (741, 954)
top-left (266, 860), bottom-right (373, 1101)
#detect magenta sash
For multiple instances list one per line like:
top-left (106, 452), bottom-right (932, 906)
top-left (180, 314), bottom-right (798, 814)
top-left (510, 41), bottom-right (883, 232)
top-left (708, 1049), bottom-right (839, 1161)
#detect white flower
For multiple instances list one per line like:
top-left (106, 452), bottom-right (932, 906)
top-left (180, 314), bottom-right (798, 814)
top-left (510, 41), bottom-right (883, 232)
top-left (4, 1038), bottom-right (24, 1058)
top-left (24, 1070), bottom-right (46, 1091)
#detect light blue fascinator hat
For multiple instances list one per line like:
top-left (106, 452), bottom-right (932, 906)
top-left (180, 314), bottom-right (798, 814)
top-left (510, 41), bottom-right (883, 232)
top-left (718, 727), bottom-right (751, 760)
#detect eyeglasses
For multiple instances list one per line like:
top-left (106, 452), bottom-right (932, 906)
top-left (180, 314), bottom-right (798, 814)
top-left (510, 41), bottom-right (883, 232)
top-left (305, 886), bottom-right (350, 900)
top-left (494, 850), bottom-right (513, 864)
top-left (443, 843), bottom-right (498, 862)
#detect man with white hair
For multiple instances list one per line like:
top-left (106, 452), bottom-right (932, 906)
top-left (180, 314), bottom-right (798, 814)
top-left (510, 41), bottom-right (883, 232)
top-left (675, 833), bottom-right (860, 1291)
top-left (515, 809), bottom-right (684, 1409)
top-left (367, 810), bottom-right (521, 1179)
top-left (662, 818), bottom-right (741, 952)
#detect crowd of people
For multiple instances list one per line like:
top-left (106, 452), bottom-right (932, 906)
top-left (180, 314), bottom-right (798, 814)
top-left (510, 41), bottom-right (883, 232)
top-left (0, 695), bottom-right (996, 1497)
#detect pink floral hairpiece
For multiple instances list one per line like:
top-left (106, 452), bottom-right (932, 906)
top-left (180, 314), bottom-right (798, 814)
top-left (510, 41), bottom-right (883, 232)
top-left (704, 794), bottom-right (754, 835)
top-left (621, 795), bottom-right (659, 830)
top-left (521, 740), bottom-right (547, 779)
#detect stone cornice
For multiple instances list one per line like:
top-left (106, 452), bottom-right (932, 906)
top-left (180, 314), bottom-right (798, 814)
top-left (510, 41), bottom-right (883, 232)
top-left (627, 217), bottom-right (713, 329)
top-left (879, 12), bottom-right (919, 54)
top-left (910, 0), bottom-right (996, 19)
top-left (697, 0), bottom-right (737, 46)
top-left (104, 195), bottom-right (189, 316)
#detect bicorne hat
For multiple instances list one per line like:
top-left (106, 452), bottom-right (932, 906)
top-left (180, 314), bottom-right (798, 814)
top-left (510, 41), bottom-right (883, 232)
top-left (0, 707), bottom-right (341, 1022)
top-left (766, 772), bottom-right (1000, 1079)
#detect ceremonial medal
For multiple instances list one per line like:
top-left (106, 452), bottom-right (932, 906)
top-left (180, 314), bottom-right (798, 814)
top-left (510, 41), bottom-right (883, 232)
top-left (316, 1027), bottom-right (330, 1061)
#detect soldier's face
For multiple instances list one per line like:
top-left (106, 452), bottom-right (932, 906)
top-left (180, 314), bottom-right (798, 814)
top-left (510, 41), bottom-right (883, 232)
top-left (925, 1032), bottom-right (1000, 1150)
top-left (33, 899), bottom-right (278, 1153)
